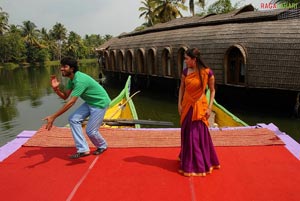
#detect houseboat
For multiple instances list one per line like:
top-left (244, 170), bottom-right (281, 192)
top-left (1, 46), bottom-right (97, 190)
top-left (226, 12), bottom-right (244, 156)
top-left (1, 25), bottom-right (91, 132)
top-left (97, 4), bottom-right (300, 114)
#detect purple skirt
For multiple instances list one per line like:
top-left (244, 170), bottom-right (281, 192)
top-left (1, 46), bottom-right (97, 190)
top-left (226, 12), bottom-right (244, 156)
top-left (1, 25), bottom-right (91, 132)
top-left (179, 107), bottom-right (220, 176)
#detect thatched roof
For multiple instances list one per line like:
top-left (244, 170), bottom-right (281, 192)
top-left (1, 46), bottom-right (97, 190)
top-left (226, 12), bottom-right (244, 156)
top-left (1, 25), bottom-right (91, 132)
top-left (121, 5), bottom-right (291, 37)
top-left (95, 37), bottom-right (120, 51)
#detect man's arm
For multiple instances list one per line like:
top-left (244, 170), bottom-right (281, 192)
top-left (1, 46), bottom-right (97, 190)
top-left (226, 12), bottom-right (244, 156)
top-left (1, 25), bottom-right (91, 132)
top-left (53, 87), bottom-right (72, 100)
top-left (51, 75), bottom-right (72, 100)
top-left (43, 96), bottom-right (78, 130)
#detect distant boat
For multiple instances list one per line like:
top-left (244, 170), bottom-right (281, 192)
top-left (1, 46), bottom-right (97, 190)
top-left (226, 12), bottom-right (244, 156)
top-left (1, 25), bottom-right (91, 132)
top-left (81, 75), bottom-right (246, 129)
top-left (102, 75), bottom-right (174, 128)
top-left (103, 75), bottom-right (139, 128)
top-left (81, 75), bottom-right (141, 128)
top-left (101, 75), bottom-right (247, 128)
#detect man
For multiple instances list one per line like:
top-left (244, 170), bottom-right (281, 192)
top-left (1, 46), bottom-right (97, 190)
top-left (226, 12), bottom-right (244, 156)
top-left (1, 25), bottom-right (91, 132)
top-left (43, 56), bottom-right (111, 159)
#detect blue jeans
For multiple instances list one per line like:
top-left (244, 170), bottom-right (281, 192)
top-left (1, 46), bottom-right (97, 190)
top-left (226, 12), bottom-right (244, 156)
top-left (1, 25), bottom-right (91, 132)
top-left (68, 103), bottom-right (108, 153)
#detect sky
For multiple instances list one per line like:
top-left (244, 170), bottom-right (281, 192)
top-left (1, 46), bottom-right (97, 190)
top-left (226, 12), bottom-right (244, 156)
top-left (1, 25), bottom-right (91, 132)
top-left (1, 0), bottom-right (264, 37)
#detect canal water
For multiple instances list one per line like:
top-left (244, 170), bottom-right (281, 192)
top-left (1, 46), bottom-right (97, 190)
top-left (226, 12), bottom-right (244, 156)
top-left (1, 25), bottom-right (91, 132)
top-left (0, 61), bottom-right (299, 147)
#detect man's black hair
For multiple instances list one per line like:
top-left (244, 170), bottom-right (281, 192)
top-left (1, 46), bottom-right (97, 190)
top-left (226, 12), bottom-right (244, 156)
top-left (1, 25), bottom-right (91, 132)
top-left (60, 56), bottom-right (78, 73)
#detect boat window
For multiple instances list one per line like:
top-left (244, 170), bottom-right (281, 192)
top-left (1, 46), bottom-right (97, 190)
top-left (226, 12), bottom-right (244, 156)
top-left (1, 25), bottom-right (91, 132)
top-left (126, 50), bottom-right (134, 73)
top-left (162, 48), bottom-right (172, 77)
top-left (117, 50), bottom-right (125, 71)
top-left (147, 48), bottom-right (156, 75)
top-left (226, 46), bottom-right (246, 85)
top-left (137, 49), bottom-right (146, 74)
top-left (110, 50), bottom-right (116, 71)
top-left (177, 47), bottom-right (188, 78)
top-left (104, 51), bottom-right (109, 70)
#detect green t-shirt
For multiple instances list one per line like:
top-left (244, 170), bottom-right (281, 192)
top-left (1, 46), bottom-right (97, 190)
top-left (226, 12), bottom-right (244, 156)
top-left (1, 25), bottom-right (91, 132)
top-left (66, 71), bottom-right (111, 108)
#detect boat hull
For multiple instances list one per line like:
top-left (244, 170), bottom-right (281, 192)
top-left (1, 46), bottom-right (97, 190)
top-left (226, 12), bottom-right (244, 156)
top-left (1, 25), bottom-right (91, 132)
top-left (103, 76), bottom-right (140, 128)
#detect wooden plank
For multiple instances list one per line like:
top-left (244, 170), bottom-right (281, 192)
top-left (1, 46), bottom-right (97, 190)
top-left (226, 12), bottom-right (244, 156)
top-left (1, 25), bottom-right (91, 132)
top-left (104, 122), bottom-right (134, 126)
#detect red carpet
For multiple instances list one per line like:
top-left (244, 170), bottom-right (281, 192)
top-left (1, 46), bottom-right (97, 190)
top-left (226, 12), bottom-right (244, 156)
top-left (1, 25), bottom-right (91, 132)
top-left (71, 148), bottom-right (191, 201)
top-left (193, 146), bottom-right (300, 201)
top-left (0, 146), bottom-right (299, 201)
top-left (0, 147), bottom-right (95, 201)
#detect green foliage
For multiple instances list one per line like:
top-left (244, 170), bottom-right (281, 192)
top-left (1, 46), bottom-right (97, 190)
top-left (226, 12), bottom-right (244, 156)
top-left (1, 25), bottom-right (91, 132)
top-left (207, 0), bottom-right (237, 14)
top-left (35, 48), bottom-right (50, 62)
top-left (0, 32), bottom-right (26, 63)
top-left (0, 7), bottom-right (9, 35)
top-left (25, 45), bottom-right (40, 63)
top-left (138, 0), bottom-right (243, 27)
top-left (139, 0), bottom-right (157, 26)
top-left (139, 0), bottom-right (188, 26)
top-left (0, 8), bottom-right (111, 65)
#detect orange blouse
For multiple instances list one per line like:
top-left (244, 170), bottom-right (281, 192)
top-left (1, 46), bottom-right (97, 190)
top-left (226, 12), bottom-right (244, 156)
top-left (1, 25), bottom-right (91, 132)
top-left (180, 68), bottom-right (211, 126)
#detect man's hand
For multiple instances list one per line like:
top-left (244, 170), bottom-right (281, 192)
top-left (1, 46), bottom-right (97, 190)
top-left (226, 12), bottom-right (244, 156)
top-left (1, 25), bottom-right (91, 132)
top-left (43, 115), bottom-right (56, 130)
top-left (51, 75), bottom-right (60, 89)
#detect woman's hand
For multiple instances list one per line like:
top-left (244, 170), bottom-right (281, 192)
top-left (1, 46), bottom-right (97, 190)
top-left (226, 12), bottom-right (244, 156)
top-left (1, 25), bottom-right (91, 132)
top-left (178, 104), bottom-right (182, 115)
top-left (205, 108), bottom-right (212, 119)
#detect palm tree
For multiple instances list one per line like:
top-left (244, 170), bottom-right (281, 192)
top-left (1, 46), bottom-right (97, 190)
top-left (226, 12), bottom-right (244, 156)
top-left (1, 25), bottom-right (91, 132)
top-left (20, 21), bottom-right (46, 62)
top-left (40, 28), bottom-right (49, 41)
top-left (0, 7), bottom-right (9, 35)
top-left (40, 28), bottom-right (54, 50)
top-left (154, 0), bottom-right (187, 23)
top-left (50, 23), bottom-right (67, 60)
top-left (66, 31), bottom-right (83, 58)
top-left (207, 0), bottom-right (236, 14)
top-left (139, 0), bottom-right (157, 26)
top-left (103, 34), bottom-right (113, 41)
top-left (184, 0), bottom-right (205, 16)
top-left (40, 28), bottom-right (57, 60)
top-left (20, 21), bottom-right (40, 46)
top-left (9, 24), bottom-right (21, 34)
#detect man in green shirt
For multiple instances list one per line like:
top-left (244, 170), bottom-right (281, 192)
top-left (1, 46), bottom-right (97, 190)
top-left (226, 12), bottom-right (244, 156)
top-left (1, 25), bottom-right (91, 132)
top-left (43, 56), bottom-right (111, 159)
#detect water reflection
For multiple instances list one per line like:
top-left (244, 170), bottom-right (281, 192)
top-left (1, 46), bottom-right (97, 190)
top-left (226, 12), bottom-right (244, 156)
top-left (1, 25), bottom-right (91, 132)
top-left (0, 96), bottom-right (18, 130)
top-left (0, 63), bottom-right (99, 146)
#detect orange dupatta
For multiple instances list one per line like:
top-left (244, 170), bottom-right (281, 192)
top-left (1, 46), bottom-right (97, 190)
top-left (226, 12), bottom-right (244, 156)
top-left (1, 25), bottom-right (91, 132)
top-left (180, 68), bottom-right (210, 126)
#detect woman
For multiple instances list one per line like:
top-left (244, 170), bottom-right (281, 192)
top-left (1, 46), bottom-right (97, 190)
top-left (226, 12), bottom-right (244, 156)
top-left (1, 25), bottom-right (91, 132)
top-left (178, 48), bottom-right (220, 176)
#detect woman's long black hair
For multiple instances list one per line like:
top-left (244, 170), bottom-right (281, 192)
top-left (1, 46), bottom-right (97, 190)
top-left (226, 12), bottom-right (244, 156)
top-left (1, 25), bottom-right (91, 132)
top-left (185, 48), bottom-right (208, 88)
